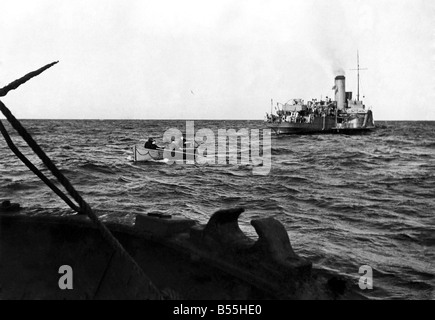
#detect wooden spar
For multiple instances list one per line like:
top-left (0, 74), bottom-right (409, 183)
top-left (0, 62), bottom-right (59, 97)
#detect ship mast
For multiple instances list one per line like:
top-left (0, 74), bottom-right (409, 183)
top-left (350, 50), bottom-right (367, 101)
top-left (357, 51), bottom-right (360, 101)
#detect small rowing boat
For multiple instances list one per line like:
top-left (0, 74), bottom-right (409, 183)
top-left (131, 144), bottom-right (197, 163)
top-left (132, 146), bottom-right (165, 162)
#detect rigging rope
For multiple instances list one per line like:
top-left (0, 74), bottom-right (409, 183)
top-left (0, 62), bottom-right (162, 299)
top-left (0, 121), bottom-right (80, 212)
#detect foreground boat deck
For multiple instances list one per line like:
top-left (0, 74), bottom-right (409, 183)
top-left (0, 206), bottom-right (366, 300)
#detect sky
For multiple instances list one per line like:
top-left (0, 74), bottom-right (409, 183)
top-left (0, 0), bottom-right (434, 120)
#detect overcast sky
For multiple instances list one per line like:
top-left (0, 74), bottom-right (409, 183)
top-left (0, 0), bottom-right (434, 120)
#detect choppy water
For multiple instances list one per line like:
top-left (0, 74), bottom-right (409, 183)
top-left (0, 119), bottom-right (434, 300)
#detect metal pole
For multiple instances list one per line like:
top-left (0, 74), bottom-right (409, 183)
top-left (357, 51), bottom-right (360, 101)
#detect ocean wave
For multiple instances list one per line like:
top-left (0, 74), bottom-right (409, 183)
top-left (3, 180), bottom-right (40, 191)
top-left (421, 141), bottom-right (435, 148)
top-left (80, 163), bottom-right (116, 174)
top-left (272, 147), bottom-right (293, 155)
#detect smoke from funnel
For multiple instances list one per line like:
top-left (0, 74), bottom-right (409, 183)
top-left (304, 1), bottom-right (355, 79)
top-left (334, 67), bottom-right (345, 76)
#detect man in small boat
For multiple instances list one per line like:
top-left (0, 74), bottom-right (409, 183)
top-left (144, 137), bottom-right (162, 150)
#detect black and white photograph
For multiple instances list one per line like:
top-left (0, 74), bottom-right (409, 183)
top-left (0, 0), bottom-right (434, 304)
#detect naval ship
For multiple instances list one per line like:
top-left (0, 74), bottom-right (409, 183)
top-left (265, 56), bottom-right (375, 135)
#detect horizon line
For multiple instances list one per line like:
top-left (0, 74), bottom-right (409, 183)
top-left (1, 118), bottom-right (435, 122)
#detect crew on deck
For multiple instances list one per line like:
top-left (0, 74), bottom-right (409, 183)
top-left (265, 98), bottom-right (340, 124)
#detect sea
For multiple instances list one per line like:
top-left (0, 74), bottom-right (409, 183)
top-left (0, 119), bottom-right (434, 300)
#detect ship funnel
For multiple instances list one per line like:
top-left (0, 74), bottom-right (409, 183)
top-left (335, 75), bottom-right (346, 110)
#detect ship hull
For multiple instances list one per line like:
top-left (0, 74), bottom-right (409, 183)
top-left (266, 111), bottom-right (375, 135)
top-left (133, 146), bottom-right (164, 162)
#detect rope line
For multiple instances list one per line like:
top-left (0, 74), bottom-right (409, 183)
top-left (0, 121), bottom-right (80, 212)
top-left (136, 146), bottom-right (198, 159)
top-left (135, 148), bottom-right (163, 160)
